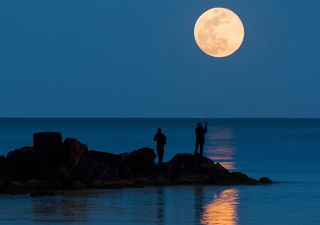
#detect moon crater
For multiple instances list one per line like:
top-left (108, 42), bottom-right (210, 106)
top-left (194, 8), bottom-right (245, 58)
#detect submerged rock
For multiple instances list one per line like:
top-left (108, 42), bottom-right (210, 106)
top-left (0, 132), bottom-right (272, 194)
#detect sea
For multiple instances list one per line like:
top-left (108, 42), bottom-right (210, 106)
top-left (0, 118), bottom-right (319, 225)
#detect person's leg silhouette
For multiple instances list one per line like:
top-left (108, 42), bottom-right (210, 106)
top-left (157, 146), bottom-right (164, 164)
top-left (199, 143), bottom-right (204, 158)
top-left (194, 142), bottom-right (199, 156)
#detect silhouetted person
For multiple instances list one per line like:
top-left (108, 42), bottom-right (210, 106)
top-left (153, 128), bottom-right (167, 164)
top-left (194, 122), bottom-right (208, 158)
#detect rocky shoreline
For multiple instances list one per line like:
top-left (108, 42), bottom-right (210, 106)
top-left (0, 132), bottom-right (272, 196)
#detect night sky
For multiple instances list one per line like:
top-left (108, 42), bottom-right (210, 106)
top-left (0, 0), bottom-right (319, 117)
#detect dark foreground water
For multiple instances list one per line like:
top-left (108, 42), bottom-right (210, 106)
top-left (0, 118), bottom-right (319, 225)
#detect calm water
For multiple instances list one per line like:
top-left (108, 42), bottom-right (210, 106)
top-left (0, 118), bottom-right (319, 225)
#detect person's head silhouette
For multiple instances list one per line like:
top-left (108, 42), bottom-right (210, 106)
top-left (157, 128), bottom-right (162, 133)
top-left (197, 123), bottom-right (202, 128)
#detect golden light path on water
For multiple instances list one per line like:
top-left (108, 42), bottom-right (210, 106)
top-left (201, 189), bottom-right (240, 225)
top-left (206, 128), bottom-right (237, 170)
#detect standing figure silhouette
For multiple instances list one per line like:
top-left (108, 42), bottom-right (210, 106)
top-left (153, 128), bottom-right (167, 164)
top-left (194, 122), bottom-right (208, 158)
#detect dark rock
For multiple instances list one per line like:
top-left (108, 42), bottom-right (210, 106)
top-left (168, 154), bottom-right (200, 171)
top-left (214, 163), bottom-right (230, 173)
top-left (90, 151), bottom-right (121, 178)
top-left (166, 154), bottom-right (233, 184)
top-left (92, 179), bottom-right (135, 189)
top-left (167, 154), bottom-right (228, 174)
top-left (7, 147), bottom-right (35, 159)
top-left (71, 180), bottom-right (88, 189)
top-left (30, 189), bottom-right (56, 197)
top-left (58, 138), bottom-right (88, 179)
top-left (0, 155), bottom-right (5, 162)
top-left (259, 177), bottom-right (272, 184)
top-left (231, 172), bottom-right (259, 185)
top-left (72, 154), bottom-right (99, 181)
top-left (120, 148), bottom-right (156, 163)
top-left (0, 155), bottom-right (6, 175)
top-left (73, 151), bottom-right (121, 180)
top-left (6, 147), bottom-right (42, 180)
top-left (119, 148), bottom-right (156, 176)
top-left (0, 156), bottom-right (6, 185)
top-left (33, 132), bottom-right (62, 153)
top-left (89, 150), bottom-right (121, 166)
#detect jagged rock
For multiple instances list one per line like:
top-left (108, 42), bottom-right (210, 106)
top-left (72, 155), bottom-right (99, 180)
top-left (119, 148), bottom-right (156, 176)
top-left (73, 151), bottom-right (121, 180)
top-left (58, 138), bottom-right (88, 179)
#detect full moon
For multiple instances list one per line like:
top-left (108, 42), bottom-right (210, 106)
top-left (194, 8), bottom-right (245, 58)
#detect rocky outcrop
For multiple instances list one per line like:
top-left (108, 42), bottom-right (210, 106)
top-left (0, 132), bottom-right (272, 195)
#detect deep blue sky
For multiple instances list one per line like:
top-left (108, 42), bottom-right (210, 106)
top-left (0, 0), bottom-right (319, 118)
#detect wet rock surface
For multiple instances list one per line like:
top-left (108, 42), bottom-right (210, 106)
top-left (0, 132), bottom-right (272, 195)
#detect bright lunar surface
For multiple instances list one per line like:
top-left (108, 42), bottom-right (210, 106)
top-left (194, 8), bottom-right (245, 58)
